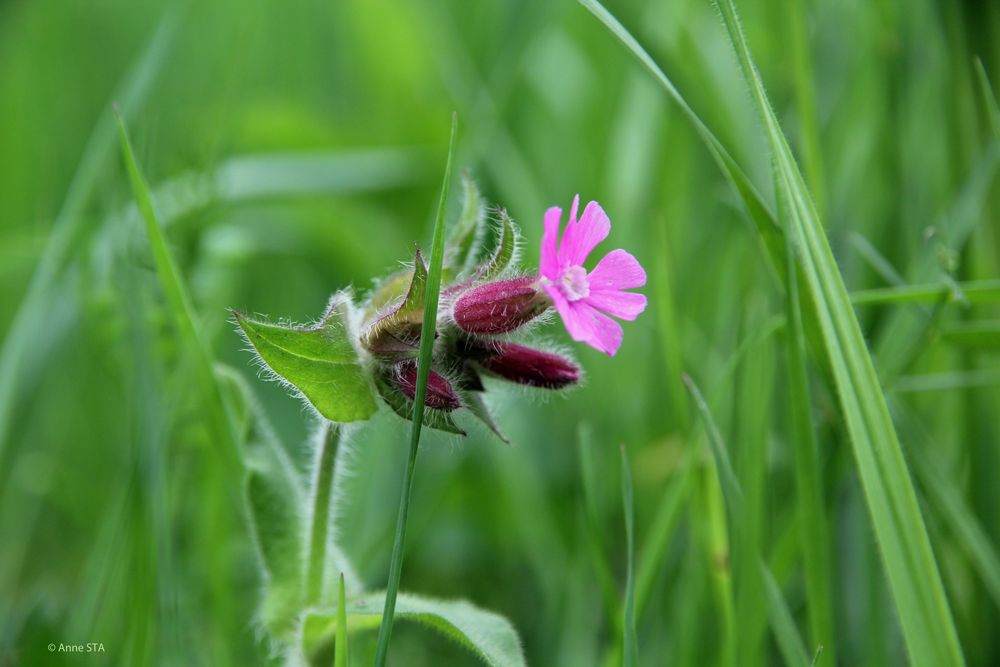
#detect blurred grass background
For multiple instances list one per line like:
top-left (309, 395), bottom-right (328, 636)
top-left (2, 0), bottom-right (1000, 665)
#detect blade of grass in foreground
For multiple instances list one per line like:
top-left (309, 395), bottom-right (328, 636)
top-left (712, 1), bottom-right (964, 664)
top-left (372, 113), bottom-right (457, 667)
top-left (620, 445), bottom-right (639, 667)
top-left (783, 239), bottom-right (835, 665)
top-left (115, 110), bottom-right (240, 483)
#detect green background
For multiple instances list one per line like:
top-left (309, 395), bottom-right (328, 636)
top-left (1, 0), bottom-right (999, 665)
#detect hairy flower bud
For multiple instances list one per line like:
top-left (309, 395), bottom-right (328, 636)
top-left (453, 276), bottom-right (550, 335)
top-left (392, 360), bottom-right (462, 411)
top-left (478, 342), bottom-right (579, 389)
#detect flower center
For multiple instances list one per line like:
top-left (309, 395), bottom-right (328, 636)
top-left (558, 265), bottom-right (590, 302)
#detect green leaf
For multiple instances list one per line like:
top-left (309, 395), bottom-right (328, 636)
top-left (712, 1), bottom-right (965, 664)
top-left (446, 170), bottom-right (488, 276)
top-left (303, 592), bottom-right (526, 667)
top-left (479, 210), bottom-right (519, 281)
top-left (233, 293), bottom-right (377, 422)
top-left (374, 373), bottom-right (465, 436)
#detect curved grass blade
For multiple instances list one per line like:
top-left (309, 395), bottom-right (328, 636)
top-left (115, 110), bottom-right (241, 481)
top-left (712, 1), bottom-right (964, 664)
top-left (373, 113), bottom-right (458, 667)
top-left (576, 0), bottom-right (787, 285)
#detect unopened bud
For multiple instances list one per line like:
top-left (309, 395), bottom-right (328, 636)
top-left (393, 360), bottom-right (462, 411)
top-left (479, 342), bottom-right (579, 389)
top-left (453, 276), bottom-right (549, 335)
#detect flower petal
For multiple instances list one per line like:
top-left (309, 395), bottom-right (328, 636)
top-left (583, 305), bottom-right (624, 356)
top-left (540, 206), bottom-right (562, 279)
top-left (558, 200), bottom-right (610, 267)
top-left (544, 284), bottom-right (591, 343)
top-left (588, 249), bottom-right (646, 290)
top-left (584, 290), bottom-right (647, 321)
top-left (546, 286), bottom-right (625, 356)
top-left (569, 193), bottom-right (580, 226)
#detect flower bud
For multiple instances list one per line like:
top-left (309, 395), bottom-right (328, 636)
top-left (453, 276), bottom-right (549, 335)
top-left (478, 342), bottom-right (579, 389)
top-left (392, 360), bottom-right (462, 411)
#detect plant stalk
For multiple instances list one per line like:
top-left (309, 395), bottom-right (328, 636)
top-left (306, 423), bottom-right (338, 605)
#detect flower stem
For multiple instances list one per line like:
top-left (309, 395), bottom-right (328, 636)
top-left (306, 422), bottom-right (338, 605)
top-left (373, 113), bottom-right (457, 667)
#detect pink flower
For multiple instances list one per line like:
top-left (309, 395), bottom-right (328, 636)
top-left (539, 196), bottom-right (647, 356)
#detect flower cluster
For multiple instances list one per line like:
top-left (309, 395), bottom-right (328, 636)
top-left (234, 178), bottom-right (646, 439)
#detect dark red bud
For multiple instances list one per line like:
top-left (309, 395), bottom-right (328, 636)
top-left (453, 276), bottom-right (549, 335)
top-left (393, 360), bottom-right (462, 411)
top-left (479, 343), bottom-right (580, 389)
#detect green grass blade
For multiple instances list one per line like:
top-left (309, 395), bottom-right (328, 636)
top-left (851, 280), bottom-right (1000, 306)
top-left (335, 573), bottom-right (348, 667)
top-left (783, 239), bottom-right (835, 664)
top-left (0, 12), bottom-right (177, 461)
top-left (786, 0), bottom-right (825, 212)
top-left (712, 1), bottom-right (965, 664)
top-left (684, 374), bottom-right (811, 667)
top-left (115, 110), bottom-right (241, 481)
top-left (373, 113), bottom-right (457, 667)
top-left (576, 0), bottom-right (788, 284)
top-left (620, 445), bottom-right (639, 667)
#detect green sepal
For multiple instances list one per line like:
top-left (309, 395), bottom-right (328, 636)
top-left (361, 249), bottom-right (428, 356)
top-left (479, 210), bottom-right (519, 281)
top-left (444, 171), bottom-right (487, 278)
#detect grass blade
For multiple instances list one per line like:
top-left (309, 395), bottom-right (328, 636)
top-left (373, 112), bottom-right (458, 667)
top-left (851, 280), bottom-right (1000, 306)
top-left (115, 110), bottom-right (240, 480)
top-left (620, 444), bottom-right (639, 667)
top-left (783, 239), bottom-right (835, 664)
top-left (712, 1), bottom-right (964, 664)
top-left (0, 11), bottom-right (177, 462)
top-left (576, 0), bottom-right (788, 285)
top-left (684, 374), bottom-right (811, 667)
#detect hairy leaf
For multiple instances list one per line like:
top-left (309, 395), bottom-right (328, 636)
top-left (303, 592), bottom-right (526, 667)
top-left (234, 294), bottom-right (377, 422)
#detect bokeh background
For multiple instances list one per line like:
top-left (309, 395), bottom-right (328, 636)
top-left (2, 0), bottom-right (999, 665)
